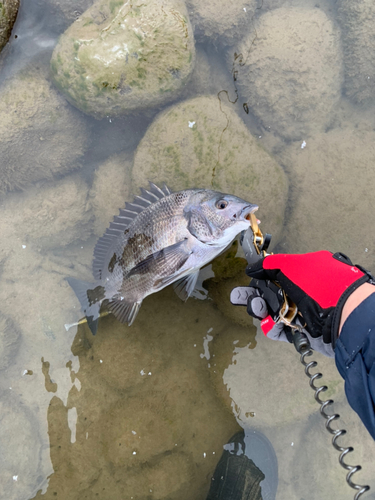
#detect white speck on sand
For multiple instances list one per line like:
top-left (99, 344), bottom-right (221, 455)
top-left (243, 7), bottom-right (246, 12)
top-left (200, 334), bottom-right (213, 360)
top-left (13, 475), bottom-right (18, 481)
top-left (188, 121), bottom-right (195, 128)
top-left (68, 407), bottom-right (78, 444)
top-left (140, 370), bottom-right (145, 376)
top-left (301, 140), bottom-right (307, 149)
top-left (22, 245), bottom-right (26, 249)
top-left (132, 451), bottom-right (137, 455)
top-left (203, 452), bottom-right (206, 458)
top-left (291, 442), bottom-right (294, 446)
top-left (100, 359), bottom-right (103, 363)
top-left (148, 372), bottom-right (152, 376)
top-left (207, 327), bottom-right (213, 334)
top-left (132, 430), bottom-right (137, 435)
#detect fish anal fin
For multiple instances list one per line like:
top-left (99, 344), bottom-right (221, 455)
top-left (173, 270), bottom-right (200, 301)
top-left (108, 299), bottom-right (142, 326)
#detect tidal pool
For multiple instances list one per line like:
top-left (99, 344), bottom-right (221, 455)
top-left (0, 0), bottom-right (375, 499)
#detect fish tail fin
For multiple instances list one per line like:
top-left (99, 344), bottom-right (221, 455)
top-left (66, 277), bottom-right (105, 335)
top-left (108, 298), bottom-right (142, 326)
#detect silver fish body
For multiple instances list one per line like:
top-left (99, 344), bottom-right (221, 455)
top-left (67, 183), bottom-right (258, 334)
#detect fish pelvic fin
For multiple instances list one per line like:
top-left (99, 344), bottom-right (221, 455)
top-left (66, 277), bottom-right (105, 335)
top-left (108, 299), bottom-right (142, 326)
top-left (173, 270), bottom-right (200, 301)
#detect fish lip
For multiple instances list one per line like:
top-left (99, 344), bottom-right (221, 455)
top-left (241, 204), bottom-right (259, 221)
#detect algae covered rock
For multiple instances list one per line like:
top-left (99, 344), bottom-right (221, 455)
top-left (90, 153), bottom-right (133, 237)
top-left (0, 68), bottom-right (89, 194)
top-left (0, 176), bottom-right (93, 250)
top-left (337, 0), bottom-right (375, 104)
top-left (279, 127), bottom-right (375, 273)
top-left (132, 95), bottom-right (288, 244)
top-left (0, 0), bottom-right (19, 53)
top-left (50, 0), bottom-right (195, 119)
top-left (229, 7), bottom-right (343, 140)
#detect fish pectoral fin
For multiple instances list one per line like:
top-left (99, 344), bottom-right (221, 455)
top-left (126, 240), bottom-right (190, 279)
top-left (108, 299), bottom-right (142, 326)
top-left (173, 271), bottom-right (200, 302)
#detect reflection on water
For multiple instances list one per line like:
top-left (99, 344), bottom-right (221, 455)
top-left (1, 0), bottom-right (375, 499)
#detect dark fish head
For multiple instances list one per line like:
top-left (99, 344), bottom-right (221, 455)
top-left (185, 190), bottom-right (258, 245)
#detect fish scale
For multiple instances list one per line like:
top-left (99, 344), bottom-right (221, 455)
top-left (66, 182), bottom-right (258, 334)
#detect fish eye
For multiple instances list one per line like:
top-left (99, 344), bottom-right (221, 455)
top-left (215, 199), bottom-right (228, 210)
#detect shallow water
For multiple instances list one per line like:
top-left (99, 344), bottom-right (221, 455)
top-left (1, 0), bottom-right (375, 499)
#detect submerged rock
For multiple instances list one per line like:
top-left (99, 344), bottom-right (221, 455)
top-left (0, 0), bottom-right (19, 53)
top-left (229, 7), bottom-right (343, 140)
top-left (186, 0), bottom-right (257, 45)
top-left (0, 313), bottom-right (21, 371)
top-left (90, 153), bottom-right (133, 237)
top-left (0, 392), bottom-right (43, 500)
top-left (0, 176), bottom-right (93, 250)
top-left (279, 126), bottom-right (375, 273)
top-left (0, 68), bottom-right (89, 194)
top-left (132, 95), bottom-right (288, 245)
top-left (336, 0), bottom-right (375, 104)
top-left (50, 0), bottom-right (195, 119)
top-left (32, 0), bottom-right (94, 34)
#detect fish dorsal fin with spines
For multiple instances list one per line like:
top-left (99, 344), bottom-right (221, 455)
top-left (92, 182), bottom-right (172, 280)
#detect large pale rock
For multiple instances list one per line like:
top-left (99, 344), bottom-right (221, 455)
top-left (132, 96), bottom-right (288, 245)
top-left (186, 0), bottom-right (257, 45)
top-left (0, 68), bottom-right (89, 193)
top-left (336, 0), bottom-right (375, 104)
top-left (0, 313), bottom-right (21, 371)
top-left (223, 330), bottom-right (344, 428)
top-left (0, 176), bottom-right (93, 250)
top-left (229, 7), bottom-right (343, 140)
top-left (0, 392), bottom-right (43, 500)
top-left (90, 153), bottom-right (132, 236)
top-left (0, 0), bottom-right (19, 53)
top-left (50, 0), bottom-right (195, 119)
top-left (279, 127), bottom-right (375, 273)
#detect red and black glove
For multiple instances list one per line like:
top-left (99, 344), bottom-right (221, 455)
top-left (231, 251), bottom-right (373, 356)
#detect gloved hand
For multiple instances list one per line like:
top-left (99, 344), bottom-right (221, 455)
top-left (230, 251), bottom-right (373, 357)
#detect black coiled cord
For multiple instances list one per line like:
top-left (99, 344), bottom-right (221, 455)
top-left (299, 347), bottom-right (370, 499)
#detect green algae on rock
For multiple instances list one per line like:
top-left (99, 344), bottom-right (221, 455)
top-left (0, 0), bottom-right (19, 53)
top-left (132, 95), bottom-right (288, 245)
top-left (0, 68), bottom-right (89, 193)
top-left (50, 0), bottom-right (196, 119)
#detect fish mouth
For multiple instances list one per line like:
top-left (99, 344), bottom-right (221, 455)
top-left (241, 204), bottom-right (259, 221)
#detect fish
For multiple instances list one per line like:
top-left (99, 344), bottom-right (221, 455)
top-left (67, 182), bottom-right (258, 334)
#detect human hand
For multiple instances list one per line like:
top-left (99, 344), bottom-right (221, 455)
top-left (231, 251), bottom-right (373, 357)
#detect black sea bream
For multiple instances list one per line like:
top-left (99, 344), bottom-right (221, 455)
top-left (67, 183), bottom-right (258, 334)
